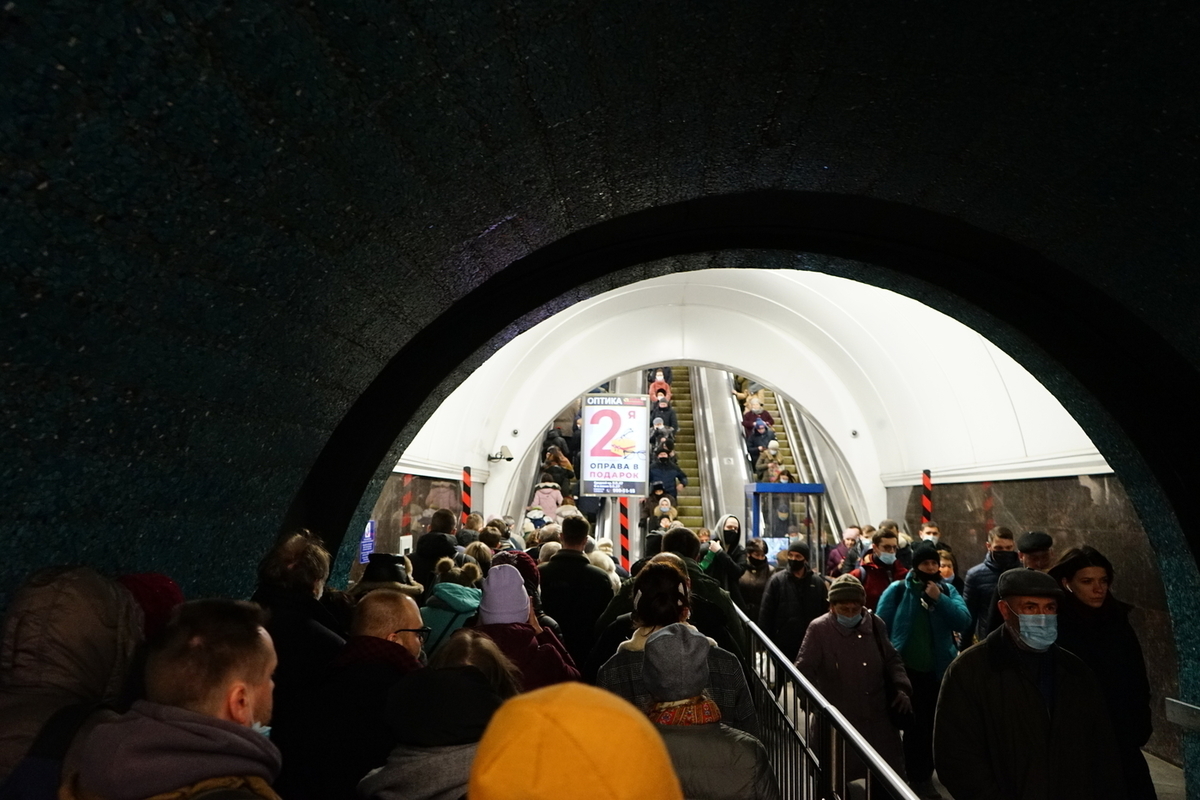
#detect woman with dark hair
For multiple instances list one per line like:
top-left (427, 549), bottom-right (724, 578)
top-left (596, 560), bottom-right (759, 735)
top-left (1049, 546), bottom-right (1156, 800)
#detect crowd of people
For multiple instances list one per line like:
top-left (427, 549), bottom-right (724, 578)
top-left (0, 357), bottom-right (1161, 800)
top-left (0, 511), bottom-right (790, 800)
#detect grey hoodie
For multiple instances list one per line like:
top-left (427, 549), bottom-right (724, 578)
top-left (77, 700), bottom-right (281, 800)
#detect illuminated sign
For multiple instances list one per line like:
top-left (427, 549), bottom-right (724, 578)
top-left (580, 394), bottom-right (649, 496)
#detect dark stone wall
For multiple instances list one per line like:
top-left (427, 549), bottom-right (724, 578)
top-left (3, 1), bottom-right (1200, 784)
top-left (889, 475), bottom-right (1180, 764)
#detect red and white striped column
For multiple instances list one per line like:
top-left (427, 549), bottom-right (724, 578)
top-left (461, 466), bottom-right (472, 525)
top-left (618, 497), bottom-right (631, 571)
top-left (921, 469), bottom-right (933, 524)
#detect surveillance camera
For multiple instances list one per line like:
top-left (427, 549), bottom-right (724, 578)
top-left (500, 445), bottom-right (513, 462)
top-left (511, 429), bottom-right (519, 437)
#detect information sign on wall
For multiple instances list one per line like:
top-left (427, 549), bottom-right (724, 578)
top-left (580, 395), bottom-right (649, 496)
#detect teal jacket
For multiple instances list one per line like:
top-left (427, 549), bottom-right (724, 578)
top-left (421, 582), bottom-right (482, 653)
top-left (875, 573), bottom-right (970, 679)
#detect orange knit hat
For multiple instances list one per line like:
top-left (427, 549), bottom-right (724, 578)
top-left (469, 683), bottom-right (682, 800)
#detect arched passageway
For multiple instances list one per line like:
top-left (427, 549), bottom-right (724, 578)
top-left (283, 192), bottom-right (1199, 769)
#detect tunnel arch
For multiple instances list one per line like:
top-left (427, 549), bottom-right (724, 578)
top-left (285, 190), bottom-right (1198, 575)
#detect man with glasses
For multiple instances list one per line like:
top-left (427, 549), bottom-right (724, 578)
top-left (303, 589), bottom-right (426, 800)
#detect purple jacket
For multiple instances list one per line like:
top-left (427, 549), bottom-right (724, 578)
top-left (796, 612), bottom-right (908, 778)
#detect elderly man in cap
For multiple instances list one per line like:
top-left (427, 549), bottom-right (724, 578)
top-left (934, 568), bottom-right (1125, 800)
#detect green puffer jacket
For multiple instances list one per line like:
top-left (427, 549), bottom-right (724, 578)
top-left (420, 583), bottom-right (481, 653)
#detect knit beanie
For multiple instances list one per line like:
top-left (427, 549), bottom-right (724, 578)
top-left (643, 624), bottom-right (710, 702)
top-left (116, 573), bottom-right (184, 641)
top-left (469, 683), bottom-right (683, 800)
top-left (911, 540), bottom-right (941, 569)
top-left (787, 540), bottom-right (811, 560)
top-left (828, 574), bottom-right (866, 605)
top-left (478, 565), bottom-right (530, 625)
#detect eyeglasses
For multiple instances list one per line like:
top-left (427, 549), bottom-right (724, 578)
top-left (393, 626), bottom-right (432, 643)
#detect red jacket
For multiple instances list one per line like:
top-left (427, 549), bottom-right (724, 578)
top-left (850, 555), bottom-right (908, 610)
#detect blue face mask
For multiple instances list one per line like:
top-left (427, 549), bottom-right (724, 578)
top-left (836, 612), bottom-right (863, 628)
top-left (250, 721), bottom-right (272, 738)
top-left (877, 552), bottom-right (897, 565)
top-left (1014, 613), bottom-right (1058, 651)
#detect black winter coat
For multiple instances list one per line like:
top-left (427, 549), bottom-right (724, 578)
top-left (757, 570), bottom-right (828, 659)
top-left (1055, 593), bottom-right (1153, 750)
top-left (934, 626), bottom-right (1125, 800)
top-left (250, 584), bottom-right (346, 800)
top-left (538, 549), bottom-right (615, 668)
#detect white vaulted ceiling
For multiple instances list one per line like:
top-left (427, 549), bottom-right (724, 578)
top-left (396, 269), bottom-right (1108, 520)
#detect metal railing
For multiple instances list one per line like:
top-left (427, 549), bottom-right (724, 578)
top-left (738, 608), bottom-right (918, 800)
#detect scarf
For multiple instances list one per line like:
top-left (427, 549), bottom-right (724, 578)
top-left (647, 696), bottom-right (723, 726)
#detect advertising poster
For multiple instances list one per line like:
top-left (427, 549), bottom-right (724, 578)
top-left (580, 394), bottom-right (650, 496)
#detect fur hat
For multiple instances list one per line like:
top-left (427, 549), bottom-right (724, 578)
top-left (350, 552), bottom-right (423, 598)
top-left (828, 574), bottom-right (866, 605)
top-left (643, 624), bottom-right (711, 702)
top-left (478, 565), bottom-right (530, 625)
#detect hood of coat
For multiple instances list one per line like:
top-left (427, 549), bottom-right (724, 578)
top-left (0, 566), bottom-right (142, 702)
top-left (429, 582), bottom-right (482, 613)
top-left (533, 482), bottom-right (561, 492)
top-left (617, 624), bottom-right (714, 653)
top-left (713, 514), bottom-right (744, 552)
top-left (77, 700), bottom-right (281, 800)
top-left (468, 683), bottom-right (683, 800)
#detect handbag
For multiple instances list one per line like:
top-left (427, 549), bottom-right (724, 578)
top-left (868, 612), bottom-right (914, 731)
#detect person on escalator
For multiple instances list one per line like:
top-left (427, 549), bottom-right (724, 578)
top-left (741, 396), bottom-right (775, 438)
top-left (652, 394), bottom-right (679, 433)
top-left (648, 449), bottom-right (687, 500)
top-left (746, 419), bottom-right (776, 466)
top-left (650, 417), bottom-right (675, 452)
top-left (754, 440), bottom-right (783, 482)
top-left (648, 369), bottom-right (673, 403)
